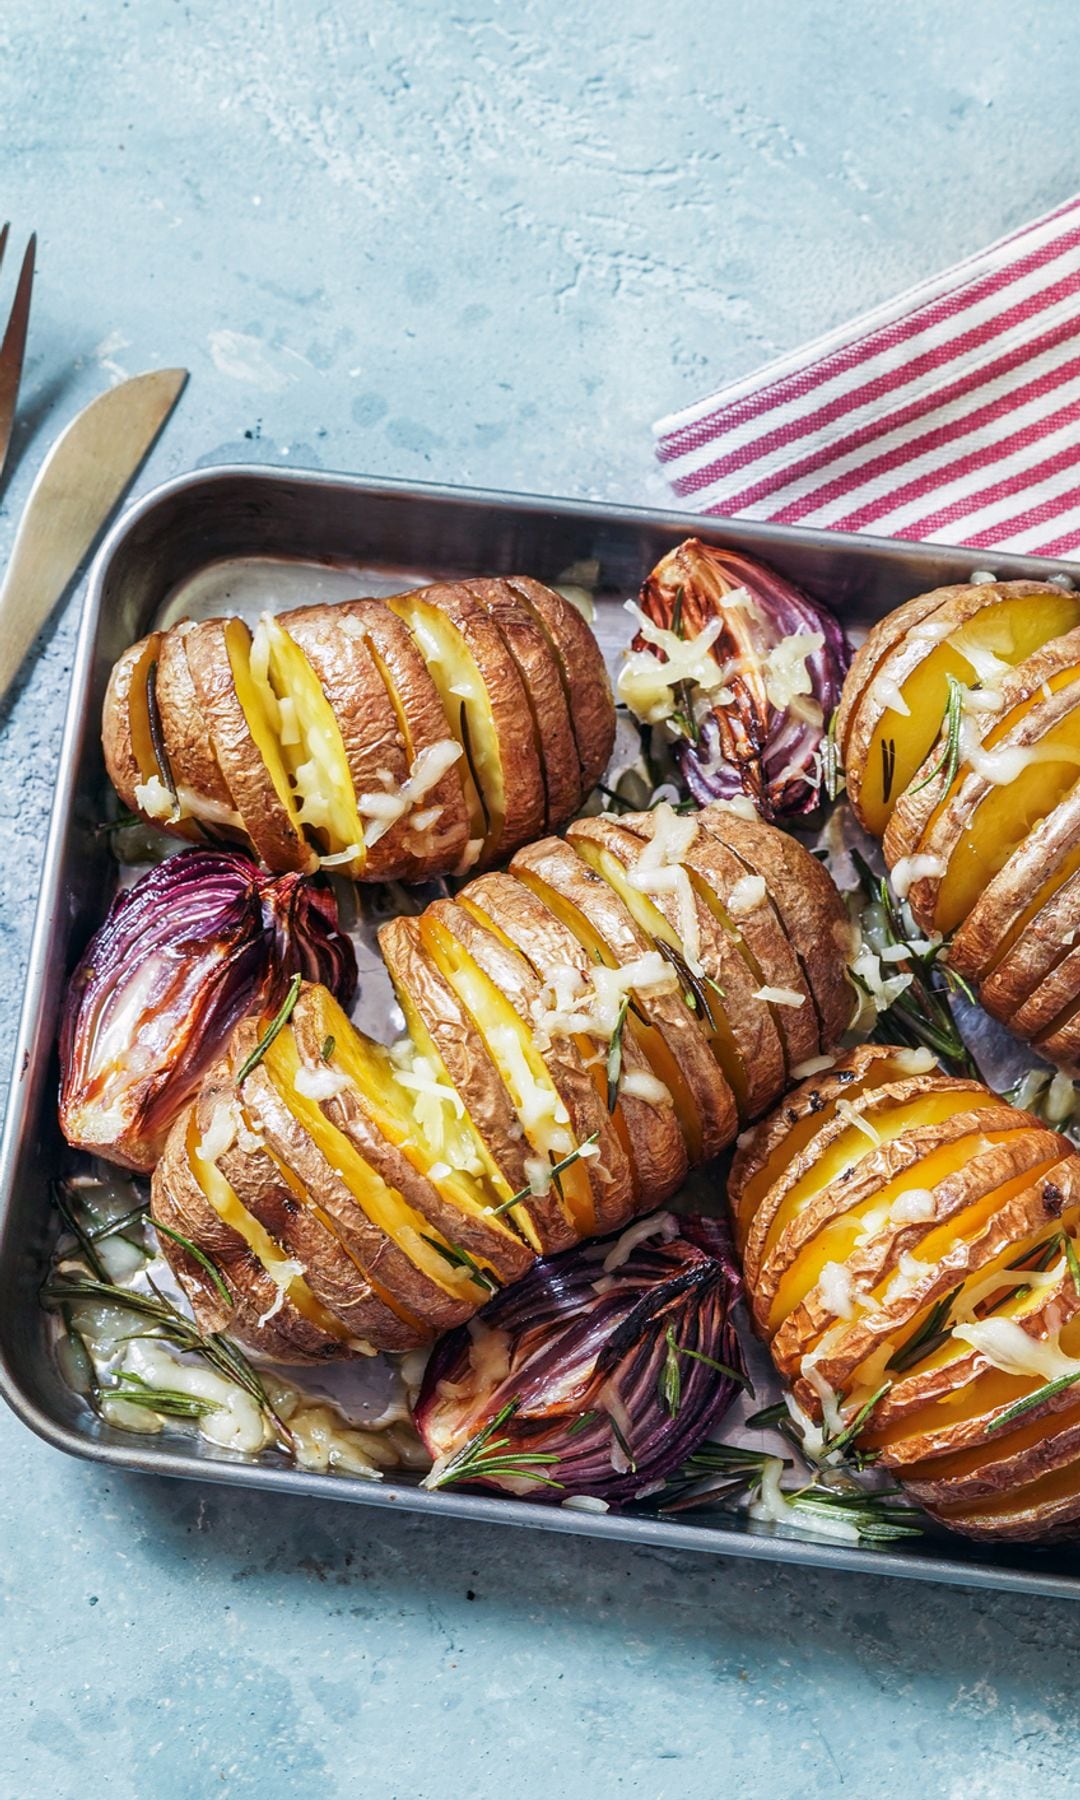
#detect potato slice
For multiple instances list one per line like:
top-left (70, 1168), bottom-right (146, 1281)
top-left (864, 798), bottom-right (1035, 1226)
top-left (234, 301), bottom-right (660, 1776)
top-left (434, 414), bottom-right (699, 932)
top-left (157, 627), bottom-right (245, 839)
top-left (696, 805), bottom-right (853, 1051)
top-left (154, 1107), bottom-right (349, 1361)
top-left (418, 902), bottom-right (613, 1237)
top-left (950, 781), bottom-right (1080, 983)
top-left (837, 581), bottom-right (1080, 836)
top-left (774, 1131), bottom-right (1069, 1385)
top-left (102, 632), bottom-right (161, 814)
top-left (288, 985), bottom-right (533, 1285)
top-left (902, 1395), bottom-right (1080, 1510)
top-left (388, 582), bottom-right (545, 865)
top-left (253, 1022), bottom-right (488, 1328)
top-left (569, 814), bottom-right (785, 1121)
top-left (463, 579), bottom-right (582, 831)
top-left (505, 576), bottom-right (615, 796)
top-left (247, 612), bottom-right (368, 876)
top-left (183, 617), bottom-right (315, 871)
top-left (892, 655), bottom-right (1080, 935)
top-left (159, 1088), bottom-right (351, 1358)
top-left (460, 871), bottom-right (689, 1206)
top-left (727, 1045), bottom-right (937, 1250)
top-left (740, 1074), bottom-right (994, 1300)
top-left (379, 914), bottom-right (576, 1254)
top-left (510, 836), bottom-right (737, 1163)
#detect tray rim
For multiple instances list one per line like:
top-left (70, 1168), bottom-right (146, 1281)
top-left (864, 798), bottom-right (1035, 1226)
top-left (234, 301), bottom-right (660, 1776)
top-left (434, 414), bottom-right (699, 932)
top-left (5, 461), bottom-right (1080, 1601)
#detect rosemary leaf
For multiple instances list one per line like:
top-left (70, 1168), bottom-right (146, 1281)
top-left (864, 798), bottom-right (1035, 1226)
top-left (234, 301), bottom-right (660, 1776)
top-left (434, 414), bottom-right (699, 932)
top-left (988, 1369), bottom-right (1080, 1432)
top-left (887, 1285), bottom-right (963, 1373)
top-left (236, 973), bottom-right (303, 1084)
top-left (427, 1399), bottom-right (564, 1491)
top-left (111, 1371), bottom-right (222, 1418)
top-left (491, 1132), bottom-right (601, 1217)
top-left (659, 1326), bottom-right (682, 1419)
top-left (151, 1218), bottom-right (233, 1307)
top-left (605, 994), bottom-right (630, 1113)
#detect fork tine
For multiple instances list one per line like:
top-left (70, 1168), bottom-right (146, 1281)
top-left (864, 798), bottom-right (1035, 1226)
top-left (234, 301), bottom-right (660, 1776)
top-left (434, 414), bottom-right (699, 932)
top-left (0, 232), bottom-right (34, 485)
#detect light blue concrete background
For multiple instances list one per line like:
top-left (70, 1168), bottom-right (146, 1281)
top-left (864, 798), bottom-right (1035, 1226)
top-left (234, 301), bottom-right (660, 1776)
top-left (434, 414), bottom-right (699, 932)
top-left (2, 2), bottom-right (1079, 1793)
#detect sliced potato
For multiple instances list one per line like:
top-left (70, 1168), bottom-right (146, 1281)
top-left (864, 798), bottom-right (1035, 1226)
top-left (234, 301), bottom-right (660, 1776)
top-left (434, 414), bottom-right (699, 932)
top-left (697, 806), bottom-right (852, 1052)
top-left (183, 617), bottom-right (315, 872)
top-left (388, 582), bottom-right (545, 864)
top-left (461, 870), bottom-right (689, 1206)
top-left (510, 835), bottom-right (738, 1163)
top-left (417, 902), bottom-right (614, 1237)
top-left (569, 813), bottom-right (785, 1121)
top-left (463, 579), bottom-right (582, 831)
top-left (837, 581), bottom-right (1080, 836)
top-left (950, 781), bottom-right (1080, 984)
top-left (505, 575), bottom-right (615, 797)
top-left (101, 632), bottom-right (161, 814)
top-left (379, 914), bottom-right (577, 1254)
top-left (334, 599), bottom-right (473, 880)
top-left (288, 985), bottom-right (533, 1285)
top-left (254, 1022), bottom-right (487, 1329)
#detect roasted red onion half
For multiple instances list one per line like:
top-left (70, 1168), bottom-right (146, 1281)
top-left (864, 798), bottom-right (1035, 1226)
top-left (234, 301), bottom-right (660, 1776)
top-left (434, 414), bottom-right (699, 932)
top-left (619, 538), bottom-right (850, 819)
top-left (58, 848), bottom-right (357, 1172)
top-left (415, 1215), bottom-right (745, 1508)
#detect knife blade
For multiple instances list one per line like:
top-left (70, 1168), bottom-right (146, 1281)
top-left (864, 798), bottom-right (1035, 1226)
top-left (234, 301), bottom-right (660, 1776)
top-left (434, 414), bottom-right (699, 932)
top-left (0, 367), bottom-right (188, 706)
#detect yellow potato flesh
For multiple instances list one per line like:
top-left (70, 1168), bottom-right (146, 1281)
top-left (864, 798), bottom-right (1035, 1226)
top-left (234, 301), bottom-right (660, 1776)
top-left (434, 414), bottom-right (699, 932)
top-left (934, 687), bottom-right (1080, 933)
top-left (305, 986), bottom-right (510, 1239)
top-left (128, 632), bottom-right (164, 783)
top-left (732, 1058), bottom-right (915, 1248)
top-left (224, 618), bottom-right (306, 838)
top-left (255, 617), bottom-right (366, 872)
top-left (418, 913), bottom-right (594, 1235)
top-left (866, 1268), bottom-right (1080, 1454)
top-left (388, 595), bottom-right (500, 851)
top-left (765, 1124), bottom-right (1036, 1336)
top-left (185, 1115), bottom-right (349, 1338)
top-left (263, 1026), bottom-right (485, 1301)
top-left (759, 1090), bottom-right (994, 1280)
top-left (511, 867), bottom-right (705, 1162)
top-left (571, 837), bottom-right (749, 1117)
top-left (859, 591), bottom-right (1080, 835)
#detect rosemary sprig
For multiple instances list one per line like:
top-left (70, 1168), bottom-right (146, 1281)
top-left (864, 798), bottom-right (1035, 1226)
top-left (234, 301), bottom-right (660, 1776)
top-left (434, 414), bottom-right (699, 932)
top-left (608, 1412), bottom-right (637, 1473)
top-left (151, 1219), bottom-right (233, 1307)
top-left (887, 1284), bottom-right (963, 1373)
top-left (94, 809), bottom-right (143, 837)
top-left (110, 1371), bottom-right (222, 1419)
top-left (909, 674), bottom-right (964, 796)
top-left (491, 1131), bottom-right (601, 1216)
top-left (320, 1035), bottom-right (336, 1064)
top-left (593, 781), bottom-right (637, 813)
top-left (851, 856), bottom-right (977, 1077)
top-left (658, 1325), bottom-right (753, 1418)
top-left (655, 938), bottom-right (719, 1029)
top-left (146, 660), bottom-right (179, 810)
top-left (52, 1181), bottom-right (109, 1281)
top-left (43, 1275), bottom-right (295, 1451)
top-left (421, 1235), bottom-right (498, 1295)
top-left (658, 1444), bottom-right (923, 1539)
top-left (236, 973), bottom-right (303, 1084)
top-left (1066, 1232), bottom-right (1080, 1298)
top-left (605, 994), bottom-right (630, 1112)
top-left (87, 1200), bottom-right (151, 1244)
top-left (744, 1400), bottom-right (788, 1430)
top-left (988, 1368), bottom-right (1080, 1432)
top-left (426, 1399), bottom-right (563, 1491)
top-left (880, 735), bottom-right (897, 806)
top-left (819, 1381), bottom-right (891, 1460)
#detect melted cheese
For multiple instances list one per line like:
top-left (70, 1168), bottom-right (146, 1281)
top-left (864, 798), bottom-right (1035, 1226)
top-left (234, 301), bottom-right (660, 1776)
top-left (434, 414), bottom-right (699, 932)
top-left (951, 1316), bottom-right (1080, 1381)
top-left (890, 853), bottom-right (947, 901)
top-left (727, 873), bottom-right (767, 916)
top-left (617, 602), bottom-right (732, 726)
top-left (356, 738), bottom-right (462, 848)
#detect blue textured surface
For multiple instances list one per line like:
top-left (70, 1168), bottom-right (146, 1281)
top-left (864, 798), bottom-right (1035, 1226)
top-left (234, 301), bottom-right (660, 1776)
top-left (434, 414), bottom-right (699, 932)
top-left (3, 2), bottom-right (1080, 1792)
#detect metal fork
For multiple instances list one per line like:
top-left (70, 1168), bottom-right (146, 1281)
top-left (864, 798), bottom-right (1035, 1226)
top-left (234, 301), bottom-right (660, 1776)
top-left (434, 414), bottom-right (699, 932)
top-left (0, 226), bottom-right (35, 487)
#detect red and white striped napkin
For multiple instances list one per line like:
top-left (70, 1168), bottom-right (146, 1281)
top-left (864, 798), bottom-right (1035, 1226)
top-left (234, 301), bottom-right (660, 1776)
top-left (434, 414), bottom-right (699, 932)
top-left (654, 195), bottom-right (1080, 559)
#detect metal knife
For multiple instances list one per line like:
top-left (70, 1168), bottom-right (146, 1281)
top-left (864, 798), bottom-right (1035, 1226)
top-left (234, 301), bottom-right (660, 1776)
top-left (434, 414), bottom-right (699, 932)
top-left (0, 367), bottom-right (188, 706)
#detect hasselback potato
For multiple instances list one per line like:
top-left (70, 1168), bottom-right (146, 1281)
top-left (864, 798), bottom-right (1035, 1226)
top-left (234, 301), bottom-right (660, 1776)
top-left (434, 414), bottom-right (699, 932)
top-left (151, 803), bottom-right (851, 1357)
top-left (731, 1045), bottom-right (1080, 1541)
top-left (835, 577), bottom-right (1080, 1068)
top-left (103, 578), bottom-right (614, 883)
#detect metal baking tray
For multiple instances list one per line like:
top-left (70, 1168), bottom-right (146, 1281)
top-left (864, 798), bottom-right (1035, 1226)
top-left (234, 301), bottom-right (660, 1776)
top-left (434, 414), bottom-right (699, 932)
top-left (4, 465), bottom-right (1080, 1600)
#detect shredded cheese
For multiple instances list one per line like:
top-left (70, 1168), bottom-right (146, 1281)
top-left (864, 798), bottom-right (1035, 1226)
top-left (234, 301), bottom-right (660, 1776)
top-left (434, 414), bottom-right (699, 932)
top-left (628, 803), bottom-right (702, 971)
top-left (753, 985), bottom-right (806, 1008)
top-left (763, 630), bottom-right (824, 715)
top-left (194, 1099), bottom-right (237, 1164)
top-left (133, 774), bottom-right (179, 822)
top-left (951, 1317), bottom-right (1080, 1381)
top-left (357, 739), bottom-right (463, 848)
top-left (890, 853), bottom-right (947, 902)
top-left (293, 1062), bottom-right (351, 1101)
top-left (617, 602), bottom-right (732, 726)
top-left (727, 873), bottom-right (767, 916)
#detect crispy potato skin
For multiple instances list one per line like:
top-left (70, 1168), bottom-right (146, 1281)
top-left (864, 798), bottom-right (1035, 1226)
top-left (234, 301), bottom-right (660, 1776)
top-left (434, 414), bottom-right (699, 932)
top-left (733, 1044), bottom-right (1080, 1543)
top-left (839, 579), bottom-right (1080, 1072)
top-left (103, 578), bottom-right (611, 881)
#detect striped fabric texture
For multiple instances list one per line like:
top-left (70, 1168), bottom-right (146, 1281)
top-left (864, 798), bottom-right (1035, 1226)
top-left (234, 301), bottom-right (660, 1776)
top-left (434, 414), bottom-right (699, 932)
top-left (654, 195), bottom-right (1080, 558)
